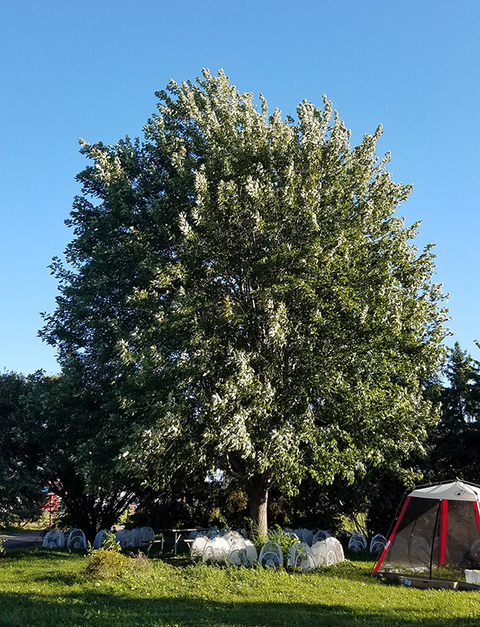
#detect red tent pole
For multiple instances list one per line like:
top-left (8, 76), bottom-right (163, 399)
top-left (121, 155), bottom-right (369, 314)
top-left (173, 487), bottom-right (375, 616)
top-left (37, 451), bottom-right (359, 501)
top-left (473, 501), bottom-right (480, 535)
top-left (374, 496), bottom-right (411, 573)
top-left (438, 499), bottom-right (448, 566)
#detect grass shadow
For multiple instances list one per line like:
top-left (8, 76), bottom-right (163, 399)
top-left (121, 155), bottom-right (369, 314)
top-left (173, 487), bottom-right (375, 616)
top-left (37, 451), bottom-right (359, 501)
top-left (0, 589), bottom-right (479, 627)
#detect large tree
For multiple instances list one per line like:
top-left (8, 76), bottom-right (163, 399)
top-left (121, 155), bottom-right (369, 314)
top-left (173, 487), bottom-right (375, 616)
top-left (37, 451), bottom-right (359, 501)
top-left (42, 69), bottom-right (448, 535)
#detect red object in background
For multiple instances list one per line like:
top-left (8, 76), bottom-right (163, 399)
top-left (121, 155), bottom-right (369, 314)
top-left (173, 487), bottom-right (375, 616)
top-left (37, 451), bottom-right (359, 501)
top-left (43, 493), bottom-right (58, 526)
top-left (43, 493), bottom-right (58, 512)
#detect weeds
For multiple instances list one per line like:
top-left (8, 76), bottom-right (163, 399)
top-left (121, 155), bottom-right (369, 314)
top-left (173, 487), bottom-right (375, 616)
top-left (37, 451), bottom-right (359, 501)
top-left (85, 547), bottom-right (128, 579)
top-left (267, 525), bottom-right (298, 561)
top-left (85, 531), bottom-right (153, 580)
top-left (101, 531), bottom-right (122, 552)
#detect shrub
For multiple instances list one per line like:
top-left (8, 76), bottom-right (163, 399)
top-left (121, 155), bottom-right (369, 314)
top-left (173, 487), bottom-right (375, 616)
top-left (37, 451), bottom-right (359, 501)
top-left (85, 547), bottom-right (127, 579)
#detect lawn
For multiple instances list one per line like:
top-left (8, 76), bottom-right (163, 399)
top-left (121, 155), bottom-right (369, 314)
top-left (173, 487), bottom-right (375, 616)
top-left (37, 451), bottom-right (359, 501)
top-left (0, 549), bottom-right (480, 627)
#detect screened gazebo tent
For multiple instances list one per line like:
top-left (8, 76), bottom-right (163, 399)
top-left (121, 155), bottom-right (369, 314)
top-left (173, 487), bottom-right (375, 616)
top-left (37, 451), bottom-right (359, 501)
top-left (374, 480), bottom-right (480, 582)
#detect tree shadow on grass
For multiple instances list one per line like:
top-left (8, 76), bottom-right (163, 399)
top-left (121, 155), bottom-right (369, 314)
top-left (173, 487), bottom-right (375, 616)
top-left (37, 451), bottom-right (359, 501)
top-left (2, 548), bottom-right (86, 560)
top-left (31, 572), bottom-right (83, 586)
top-left (0, 591), bottom-right (479, 627)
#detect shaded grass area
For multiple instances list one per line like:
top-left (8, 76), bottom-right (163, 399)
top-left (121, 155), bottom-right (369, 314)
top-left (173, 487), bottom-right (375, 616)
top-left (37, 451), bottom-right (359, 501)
top-left (0, 522), bottom-right (47, 534)
top-left (0, 549), bottom-right (480, 626)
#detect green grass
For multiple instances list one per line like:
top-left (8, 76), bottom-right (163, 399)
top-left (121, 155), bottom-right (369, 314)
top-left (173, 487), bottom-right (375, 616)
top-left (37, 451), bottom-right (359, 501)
top-left (0, 519), bottom-right (48, 534)
top-left (0, 549), bottom-right (480, 626)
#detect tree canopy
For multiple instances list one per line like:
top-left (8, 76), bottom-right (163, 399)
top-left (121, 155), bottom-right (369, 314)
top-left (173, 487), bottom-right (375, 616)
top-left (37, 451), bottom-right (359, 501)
top-left (42, 69), bottom-right (449, 535)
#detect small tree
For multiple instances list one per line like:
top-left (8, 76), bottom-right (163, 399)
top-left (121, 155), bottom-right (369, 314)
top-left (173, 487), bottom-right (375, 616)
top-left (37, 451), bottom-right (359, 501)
top-left (25, 369), bottom-right (137, 538)
top-left (42, 70), bottom-right (449, 536)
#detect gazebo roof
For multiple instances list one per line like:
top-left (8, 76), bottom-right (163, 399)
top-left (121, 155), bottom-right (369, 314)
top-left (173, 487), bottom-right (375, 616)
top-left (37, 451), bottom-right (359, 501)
top-left (409, 480), bottom-right (480, 502)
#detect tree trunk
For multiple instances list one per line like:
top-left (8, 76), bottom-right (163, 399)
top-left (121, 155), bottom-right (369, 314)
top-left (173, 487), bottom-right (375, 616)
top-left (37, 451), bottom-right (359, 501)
top-left (248, 474), bottom-right (269, 538)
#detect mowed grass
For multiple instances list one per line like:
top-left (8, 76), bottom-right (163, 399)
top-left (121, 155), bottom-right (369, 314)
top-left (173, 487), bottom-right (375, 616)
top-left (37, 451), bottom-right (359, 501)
top-left (1, 549), bottom-right (480, 627)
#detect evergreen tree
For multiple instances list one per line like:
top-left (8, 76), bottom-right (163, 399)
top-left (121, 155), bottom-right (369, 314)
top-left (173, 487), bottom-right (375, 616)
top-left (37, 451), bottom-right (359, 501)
top-left (426, 342), bottom-right (480, 483)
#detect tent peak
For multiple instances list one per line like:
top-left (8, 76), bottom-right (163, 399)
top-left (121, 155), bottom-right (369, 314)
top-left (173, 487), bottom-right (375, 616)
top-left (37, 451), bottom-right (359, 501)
top-left (409, 480), bottom-right (480, 502)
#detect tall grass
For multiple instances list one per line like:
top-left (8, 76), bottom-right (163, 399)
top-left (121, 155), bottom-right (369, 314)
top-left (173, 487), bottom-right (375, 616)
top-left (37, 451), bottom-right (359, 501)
top-left (0, 548), bottom-right (479, 626)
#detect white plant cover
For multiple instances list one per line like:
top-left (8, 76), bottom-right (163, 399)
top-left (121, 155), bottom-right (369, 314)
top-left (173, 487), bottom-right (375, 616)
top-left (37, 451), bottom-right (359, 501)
top-left (293, 528), bottom-right (304, 541)
top-left (207, 527), bottom-right (219, 539)
top-left (432, 536), bottom-right (448, 559)
top-left (312, 537), bottom-right (344, 567)
top-left (93, 529), bottom-right (109, 549)
top-left (470, 539), bottom-right (480, 562)
top-left (222, 530), bottom-right (244, 545)
top-left (191, 535), bottom-right (208, 559)
top-left (244, 540), bottom-right (258, 565)
top-left (328, 537), bottom-right (345, 564)
top-left (386, 535), bottom-right (409, 563)
top-left (202, 536), bottom-right (229, 563)
top-left (128, 528), bottom-right (143, 547)
top-left (227, 538), bottom-right (248, 566)
top-left (67, 529), bottom-right (87, 549)
top-left (293, 529), bottom-right (314, 546)
top-left (283, 529), bottom-right (300, 541)
top-left (312, 530), bottom-right (331, 544)
top-left (225, 537), bottom-right (258, 566)
top-left (409, 536), bottom-right (431, 563)
top-left (42, 528), bottom-right (65, 549)
top-left (189, 529), bottom-right (203, 539)
top-left (303, 529), bottom-right (314, 546)
top-left (311, 540), bottom-right (327, 567)
top-left (348, 532), bottom-right (367, 552)
top-left (115, 529), bottom-right (131, 548)
top-left (258, 541), bottom-right (284, 568)
top-left (140, 527), bottom-right (155, 545)
top-left (369, 534), bottom-right (387, 554)
top-left (288, 543), bottom-right (316, 570)
top-left (124, 527), bottom-right (155, 548)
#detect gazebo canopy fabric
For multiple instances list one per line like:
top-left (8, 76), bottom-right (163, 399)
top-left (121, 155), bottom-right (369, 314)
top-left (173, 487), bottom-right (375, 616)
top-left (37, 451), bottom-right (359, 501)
top-left (409, 481), bottom-right (480, 502)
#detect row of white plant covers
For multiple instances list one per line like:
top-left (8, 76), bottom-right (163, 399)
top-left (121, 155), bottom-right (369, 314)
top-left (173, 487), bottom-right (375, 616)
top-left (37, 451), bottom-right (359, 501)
top-left (277, 528), bottom-right (385, 555)
top-left (95, 527), bottom-right (156, 549)
top-left (346, 531), bottom-right (387, 554)
top-left (42, 528), bottom-right (87, 550)
top-left (190, 529), bottom-right (346, 570)
top-left (42, 527), bottom-right (155, 550)
top-left (42, 524), bottom-right (384, 567)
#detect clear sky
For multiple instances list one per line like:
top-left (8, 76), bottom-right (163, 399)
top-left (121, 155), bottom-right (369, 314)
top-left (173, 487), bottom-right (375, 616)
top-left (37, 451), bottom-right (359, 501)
top-left (1, 0), bottom-right (479, 375)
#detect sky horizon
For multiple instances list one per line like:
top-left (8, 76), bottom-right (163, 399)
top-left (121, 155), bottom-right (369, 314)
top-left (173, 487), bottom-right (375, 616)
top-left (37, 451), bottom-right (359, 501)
top-left (2, 0), bottom-right (479, 375)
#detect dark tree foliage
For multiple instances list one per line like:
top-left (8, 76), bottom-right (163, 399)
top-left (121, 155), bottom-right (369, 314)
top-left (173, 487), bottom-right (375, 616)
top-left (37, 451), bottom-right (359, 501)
top-left (0, 372), bottom-right (45, 525)
top-left (423, 342), bottom-right (480, 484)
top-left (130, 477), bottom-right (249, 532)
top-left (24, 369), bottom-right (137, 538)
top-left (265, 467), bottom-right (415, 538)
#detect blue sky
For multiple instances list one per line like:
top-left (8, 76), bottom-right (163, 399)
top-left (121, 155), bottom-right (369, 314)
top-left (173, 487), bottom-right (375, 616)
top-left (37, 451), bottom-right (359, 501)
top-left (1, 0), bottom-right (479, 374)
